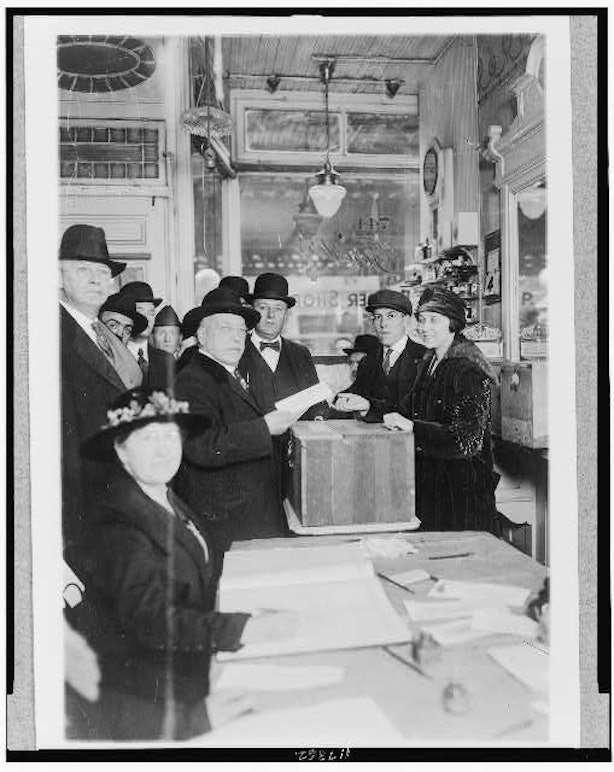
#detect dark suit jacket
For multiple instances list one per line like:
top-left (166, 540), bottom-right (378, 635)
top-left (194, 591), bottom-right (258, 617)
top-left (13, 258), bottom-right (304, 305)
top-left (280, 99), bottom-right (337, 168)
top-left (348, 337), bottom-right (426, 421)
top-left (60, 306), bottom-right (126, 572)
top-left (173, 351), bottom-right (284, 547)
top-left (238, 336), bottom-right (327, 419)
top-left (145, 343), bottom-right (177, 392)
top-left (69, 465), bottom-right (248, 739)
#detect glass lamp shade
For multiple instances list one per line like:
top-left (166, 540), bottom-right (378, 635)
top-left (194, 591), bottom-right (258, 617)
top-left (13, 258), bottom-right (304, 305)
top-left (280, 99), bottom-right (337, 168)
top-left (309, 175), bottom-right (347, 219)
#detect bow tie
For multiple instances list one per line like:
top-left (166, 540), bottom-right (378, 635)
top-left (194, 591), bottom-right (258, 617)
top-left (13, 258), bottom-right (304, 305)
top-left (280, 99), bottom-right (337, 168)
top-left (259, 340), bottom-right (281, 352)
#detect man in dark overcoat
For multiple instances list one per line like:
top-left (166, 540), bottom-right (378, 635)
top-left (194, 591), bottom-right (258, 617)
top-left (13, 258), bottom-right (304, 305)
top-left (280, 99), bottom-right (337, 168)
top-left (173, 287), bottom-right (300, 563)
top-left (59, 224), bottom-right (130, 572)
top-left (333, 289), bottom-right (425, 422)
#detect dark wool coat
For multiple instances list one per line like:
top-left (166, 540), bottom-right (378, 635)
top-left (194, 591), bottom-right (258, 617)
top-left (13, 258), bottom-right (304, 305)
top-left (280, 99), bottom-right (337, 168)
top-left (145, 343), bottom-right (177, 392)
top-left (67, 465), bottom-right (249, 741)
top-left (401, 335), bottom-right (500, 532)
top-left (348, 337), bottom-right (426, 421)
top-left (60, 306), bottom-right (126, 573)
top-left (173, 351), bottom-right (285, 549)
top-left (176, 343), bottom-right (198, 374)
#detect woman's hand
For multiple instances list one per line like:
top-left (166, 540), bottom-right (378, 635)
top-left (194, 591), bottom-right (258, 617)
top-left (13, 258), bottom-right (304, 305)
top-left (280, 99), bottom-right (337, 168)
top-left (333, 393), bottom-right (370, 415)
top-left (241, 609), bottom-right (297, 645)
top-left (383, 412), bottom-right (414, 432)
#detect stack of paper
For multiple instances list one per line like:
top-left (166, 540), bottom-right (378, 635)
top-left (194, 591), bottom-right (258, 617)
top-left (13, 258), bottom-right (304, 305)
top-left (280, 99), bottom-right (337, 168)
top-left (428, 580), bottom-right (531, 607)
top-left (275, 381), bottom-right (333, 414)
top-left (190, 697), bottom-right (407, 747)
top-left (218, 543), bottom-right (411, 660)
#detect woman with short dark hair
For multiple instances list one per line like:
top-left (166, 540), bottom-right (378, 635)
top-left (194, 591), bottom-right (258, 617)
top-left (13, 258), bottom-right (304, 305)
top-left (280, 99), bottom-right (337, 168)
top-left (384, 287), bottom-right (499, 532)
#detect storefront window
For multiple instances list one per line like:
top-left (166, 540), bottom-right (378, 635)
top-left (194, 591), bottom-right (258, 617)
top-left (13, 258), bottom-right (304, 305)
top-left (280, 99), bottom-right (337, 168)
top-left (239, 171), bottom-right (420, 355)
top-left (517, 179), bottom-right (547, 358)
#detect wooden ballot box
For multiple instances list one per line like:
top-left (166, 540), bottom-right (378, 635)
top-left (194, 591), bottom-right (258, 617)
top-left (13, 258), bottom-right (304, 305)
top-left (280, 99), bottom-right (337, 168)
top-left (500, 360), bottom-right (548, 449)
top-left (284, 420), bottom-right (416, 534)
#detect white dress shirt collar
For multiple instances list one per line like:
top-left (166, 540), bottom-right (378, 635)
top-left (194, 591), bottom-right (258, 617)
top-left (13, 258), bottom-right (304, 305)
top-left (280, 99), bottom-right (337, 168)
top-left (60, 299), bottom-right (100, 346)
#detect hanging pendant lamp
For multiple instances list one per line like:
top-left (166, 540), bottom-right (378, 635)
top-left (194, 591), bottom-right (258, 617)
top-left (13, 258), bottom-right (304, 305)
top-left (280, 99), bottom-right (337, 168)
top-left (309, 60), bottom-right (346, 219)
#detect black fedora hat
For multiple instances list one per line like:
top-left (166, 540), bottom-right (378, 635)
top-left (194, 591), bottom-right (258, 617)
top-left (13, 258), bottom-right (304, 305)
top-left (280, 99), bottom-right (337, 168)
top-left (187, 286), bottom-right (260, 332)
top-left (59, 224), bottom-right (126, 278)
top-left (82, 388), bottom-right (207, 461)
top-left (99, 293), bottom-right (148, 337)
top-left (343, 334), bottom-right (381, 356)
top-left (180, 306), bottom-right (202, 339)
top-left (365, 289), bottom-right (413, 316)
top-left (119, 281), bottom-right (162, 307)
top-left (154, 304), bottom-right (181, 329)
top-left (219, 275), bottom-right (250, 301)
top-left (248, 272), bottom-right (296, 308)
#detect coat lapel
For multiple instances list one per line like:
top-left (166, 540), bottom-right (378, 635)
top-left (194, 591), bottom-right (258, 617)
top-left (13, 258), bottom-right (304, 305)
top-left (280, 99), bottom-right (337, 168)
top-left (197, 350), bottom-right (263, 414)
top-left (62, 307), bottom-right (125, 391)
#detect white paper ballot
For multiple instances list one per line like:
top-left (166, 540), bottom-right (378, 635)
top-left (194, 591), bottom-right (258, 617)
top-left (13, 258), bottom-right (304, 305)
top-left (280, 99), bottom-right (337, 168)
top-left (428, 580), bottom-right (531, 607)
top-left (390, 568), bottom-right (431, 586)
top-left (189, 697), bottom-right (407, 747)
top-left (471, 607), bottom-right (540, 638)
top-left (404, 599), bottom-right (492, 622)
top-left (213, 663), bottom-right (345, 693)
top-left (275, 381), bottom-right (333, 414)
top-left (488, 643), bottom-right (549, 695)
top-left (420, 618), bottom-right (493, 646)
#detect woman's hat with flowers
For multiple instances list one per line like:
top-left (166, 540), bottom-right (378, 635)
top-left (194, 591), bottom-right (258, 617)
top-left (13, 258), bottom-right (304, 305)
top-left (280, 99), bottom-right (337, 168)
top-left (81, 387), bottom-right (207, 460)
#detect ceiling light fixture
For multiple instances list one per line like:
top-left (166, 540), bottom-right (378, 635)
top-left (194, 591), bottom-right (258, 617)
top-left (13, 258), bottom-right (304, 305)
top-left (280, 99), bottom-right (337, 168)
top-left (308, 59), bottom-right (346, 219)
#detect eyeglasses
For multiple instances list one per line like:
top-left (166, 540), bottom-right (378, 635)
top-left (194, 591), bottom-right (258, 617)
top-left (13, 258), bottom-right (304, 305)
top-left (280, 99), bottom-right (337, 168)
top-left (372, 311), bottom-right (403, 324)
top-left (104, 318), bottom-right (134, 336)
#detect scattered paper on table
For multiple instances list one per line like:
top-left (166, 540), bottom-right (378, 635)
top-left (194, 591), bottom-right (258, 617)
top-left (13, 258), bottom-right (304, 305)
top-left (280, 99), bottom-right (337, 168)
top-left (404, 599), bottom-right (491, 622)
top-left (471, 607), bottom-right (540, 638)
top-left (420, 618), bottom-right (493, 646)
top-left (360, 535), bottom-right (418, 559)
top-left (189, 696), bottom-right (406, 747)
top-left (390, 568), bottom-right (431, 586)
top-left (488, 643), bottom-right (549, 695)
top-left (213, 663), bottom-right (345, 693)
top-left (275, 382), bottom-right (333, 414)
top-left (428, 580), bottom-right (531, 607)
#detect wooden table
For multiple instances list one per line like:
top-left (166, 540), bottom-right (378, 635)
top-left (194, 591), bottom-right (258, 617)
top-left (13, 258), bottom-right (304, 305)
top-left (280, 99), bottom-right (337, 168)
top-left (210, 531), bottom-right (549, 744)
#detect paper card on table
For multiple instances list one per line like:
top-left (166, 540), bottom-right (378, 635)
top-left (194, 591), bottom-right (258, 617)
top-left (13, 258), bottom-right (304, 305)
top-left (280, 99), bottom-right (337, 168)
top-left (428, 579), bottom-right (531, 607)
top-left (488, 643), bottom-right (549, 695)
top-left (471, 607), bottom-right (540, 638)
top-left (360, 536), bottom-right (418, 559)
top-left (390, 568), bottom-right (431, 586)
top-left (420, 618), bottom-right (493, 646)
top-left (189, 696), bottom-right (406, 747)
top-left (404, 599), bottom-right (493, 622)
top-left (275, 381), bottom-right (334, 414)
top-left (213, 663), bottom-right (345, 693)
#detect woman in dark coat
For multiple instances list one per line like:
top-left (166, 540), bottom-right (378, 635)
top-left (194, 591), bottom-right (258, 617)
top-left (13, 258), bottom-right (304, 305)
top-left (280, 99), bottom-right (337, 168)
top-left (69, 388), bottom-right (282, 741)
top-left (384, 287), bottom-right (499, 532)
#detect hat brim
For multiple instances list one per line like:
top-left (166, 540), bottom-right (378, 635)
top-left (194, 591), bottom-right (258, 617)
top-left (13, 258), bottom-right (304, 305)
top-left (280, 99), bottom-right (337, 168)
top-left (248, 292), bottom-right (296, 309)
top-left (60, 255), bottom-right (126, 278)
top-left (81, 413), bottom-right (208, 462)
top-left (131, 311), bottom-right (149, 337)
top-left (190, 303), bottom-right (261, 331)
top-left (365, 302), bottom-right (410, 315)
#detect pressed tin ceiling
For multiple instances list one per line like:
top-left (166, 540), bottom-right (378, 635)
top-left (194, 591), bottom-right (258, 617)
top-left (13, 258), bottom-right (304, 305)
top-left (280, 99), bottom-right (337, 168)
top-left (57, 36), bottom-right (156, 93)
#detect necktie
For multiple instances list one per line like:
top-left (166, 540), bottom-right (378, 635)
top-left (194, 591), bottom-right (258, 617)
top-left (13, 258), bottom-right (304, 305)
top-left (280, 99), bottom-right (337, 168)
top-left (260, 339), bottom-right (281, 352)
top-left (137, 347), bottom-right (149, 377)
top-left (233, 368), bottom-right (250, 392)
top-left (91, 320), bottom-right (115, 362)
top-left (383, 346), bottom-right (392, 375)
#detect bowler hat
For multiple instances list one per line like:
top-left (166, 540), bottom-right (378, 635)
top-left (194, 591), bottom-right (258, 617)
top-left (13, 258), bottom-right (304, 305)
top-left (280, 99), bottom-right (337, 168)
top-left (365, 289), bottom-right (413, 316)
top-left (59, 224), bottom-right (126, 278)
top-left (248, 272), bottom-right (296, 308)
top-left (219, 275), bottom-right (250, 300)
top-left (82, 388), bottom-right (207, 461)
top-left (154, 304), bottom-right (181, 329)
top-left (99, 293), bottom-right (148, 337)
top-left (343, 334), bottom-right (381, 356)
top-left (119, 281), bottom-right (162, 307)
top-left (186, 286), bottom-right (260, 332)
